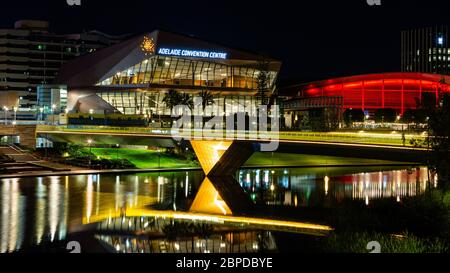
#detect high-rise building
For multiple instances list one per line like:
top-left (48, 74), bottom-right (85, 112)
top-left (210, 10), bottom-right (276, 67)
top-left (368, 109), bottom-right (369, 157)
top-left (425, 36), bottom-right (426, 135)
top-left (401, 26), bottom-right (450, 75)
top-left (0, 20), bottom-right (126, 119)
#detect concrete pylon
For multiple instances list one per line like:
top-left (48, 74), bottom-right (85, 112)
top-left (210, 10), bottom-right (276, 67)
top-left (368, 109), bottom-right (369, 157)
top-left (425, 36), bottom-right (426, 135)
top-left (190, 140), bottom-right (255, 177)
top-left (189, 140), bottom-right (255, 216)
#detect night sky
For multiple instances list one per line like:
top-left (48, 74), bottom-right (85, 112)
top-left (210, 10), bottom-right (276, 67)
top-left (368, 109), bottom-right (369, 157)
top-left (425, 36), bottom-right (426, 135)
top-left (1, 0), bottom-right (450, 84)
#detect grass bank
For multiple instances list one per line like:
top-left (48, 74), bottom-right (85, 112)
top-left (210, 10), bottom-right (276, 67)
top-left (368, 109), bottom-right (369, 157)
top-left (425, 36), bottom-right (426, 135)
top-left (245, 152), bottom-right (412, 167)
top-left (91, 148), bottom-right (412, 169)
top-left (91, 148), bottom-right (198, 169)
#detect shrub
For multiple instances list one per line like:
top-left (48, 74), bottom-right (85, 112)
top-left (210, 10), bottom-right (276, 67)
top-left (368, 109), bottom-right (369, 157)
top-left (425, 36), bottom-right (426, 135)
top-left (328, 189), bottom-right (450, 238)
top-left (322, 231), bottom-right (448, 253)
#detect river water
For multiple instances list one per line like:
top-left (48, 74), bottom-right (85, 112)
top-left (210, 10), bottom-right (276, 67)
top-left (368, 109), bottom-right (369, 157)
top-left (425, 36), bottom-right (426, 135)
top-left (0, 165), bottom-right (434, 253)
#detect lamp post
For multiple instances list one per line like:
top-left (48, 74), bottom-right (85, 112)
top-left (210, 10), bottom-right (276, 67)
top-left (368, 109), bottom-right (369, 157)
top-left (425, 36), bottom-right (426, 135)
top-left (349, 111), bottom-right (353, 129)
top-left (3, 106), bottom-right (8, 125)
top-left (116, 144), bottom-right (120, 160)
top-left (39, 107), bottom-right (44, 123)
top-left (157, 147), bottom-right (161, 169)
top-left (51, 104), bottom-right (56, 125)
top-left (148, 98), bottom-right (162, 126)
top-left (13, 107), bottom-right (17, 126)
top-left (87, 139), bottom-right (93, 167)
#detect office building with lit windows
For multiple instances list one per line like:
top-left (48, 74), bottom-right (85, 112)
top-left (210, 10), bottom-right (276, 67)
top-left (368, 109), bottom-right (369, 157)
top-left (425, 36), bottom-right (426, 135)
top-left (401, 26), bottom-right (450, 75)
top-left (55, 30), bottom-right (281, 125)
top-left (0, 20), bottom-right (126, 119)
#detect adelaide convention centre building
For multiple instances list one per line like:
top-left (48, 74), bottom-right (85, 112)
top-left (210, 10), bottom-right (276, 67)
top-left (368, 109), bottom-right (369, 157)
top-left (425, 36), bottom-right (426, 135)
top-left (39, 30), bottom-right (281, 126)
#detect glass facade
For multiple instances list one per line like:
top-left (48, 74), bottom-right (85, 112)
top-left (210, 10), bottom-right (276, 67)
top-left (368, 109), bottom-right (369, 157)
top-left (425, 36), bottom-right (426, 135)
top-left (62, 30), bottom-right (282, 120)
top-left (97, 56), bottom-right (277, 90)
top-left (97, 90), bottom-right (262, 117)
top-left (91, 55), bottom-right (279, 117)
top-left (37, 85), bottom-right (68, 114)
top-left (401, 26), bottom-right (450, 75)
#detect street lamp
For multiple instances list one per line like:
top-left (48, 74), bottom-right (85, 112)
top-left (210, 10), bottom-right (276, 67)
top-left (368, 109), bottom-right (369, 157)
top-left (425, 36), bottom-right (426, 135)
top-left (147, 97), bottom-right (163, 125)
top-left (51, 104), bottom-right (57, 125)
top-left (157, 147), bottom-right (161, 168)
top-left (3, 106), bottom-right (8, 125)
top-left (39, 107), bottom-right (44, 123)
top-left (13, 107), bottom-right (17, 126)
top-left (87, 139), bottom-right (93, 167)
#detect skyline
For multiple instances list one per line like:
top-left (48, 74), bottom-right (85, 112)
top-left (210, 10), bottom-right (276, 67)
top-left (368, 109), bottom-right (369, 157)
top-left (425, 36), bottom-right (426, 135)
top-left (1, 0), bottom-right (450, 83)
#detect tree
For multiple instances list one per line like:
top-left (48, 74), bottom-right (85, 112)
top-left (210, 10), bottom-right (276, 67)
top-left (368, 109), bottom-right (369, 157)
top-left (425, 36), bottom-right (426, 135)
top-left (402, 109), bottom-right (428, 125)
top-left (179, 93), bottom-right (193, 110)
top-left (402, 109), bottom-right (416, 124)
top-left (199, 90), bottom-right (215, 110)
top-left (427, 93), bottom-right (450, 190)
top-left (162, 89), bottom-right (182, 111)
top-left (421, 92), bottom-right (437, 113)
top-left (374, 108), bottom-right (397, 123)
top-left (343, 109), bottom-right (365, 127)
top-left (162, 89), bottom-right (193, 111)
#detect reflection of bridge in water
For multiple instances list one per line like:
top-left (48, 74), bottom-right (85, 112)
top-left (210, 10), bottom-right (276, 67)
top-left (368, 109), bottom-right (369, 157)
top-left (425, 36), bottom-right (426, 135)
top-left (1, 166), bottom-right (436, 253)
top-left (86, 209), bottom-right (332, 236)
top-left (76, 138), bottom-right (334, 238)
top-left (75, 141), bottom-right (334, 253)
top-left (95, 216), bottom-right (277, 254)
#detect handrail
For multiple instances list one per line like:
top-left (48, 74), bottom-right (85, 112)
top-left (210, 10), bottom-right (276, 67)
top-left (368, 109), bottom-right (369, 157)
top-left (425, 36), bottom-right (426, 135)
top-left (36, 125), bottom-right (427, 147)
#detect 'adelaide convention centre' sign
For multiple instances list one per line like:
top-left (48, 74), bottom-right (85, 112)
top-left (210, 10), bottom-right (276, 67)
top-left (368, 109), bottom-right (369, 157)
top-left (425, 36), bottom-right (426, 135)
top-left (157, 48), bottom-right (228, 59)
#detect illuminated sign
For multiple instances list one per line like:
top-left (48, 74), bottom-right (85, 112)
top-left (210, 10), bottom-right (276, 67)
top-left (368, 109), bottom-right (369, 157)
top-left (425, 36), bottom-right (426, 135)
top-left (158, 48), bottom-right (228, 59)
top-left (141, 36), bottom-right (156, 55)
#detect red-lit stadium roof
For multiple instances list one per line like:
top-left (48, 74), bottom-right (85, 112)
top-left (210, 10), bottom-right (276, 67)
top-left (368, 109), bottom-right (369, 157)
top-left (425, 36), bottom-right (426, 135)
top-left (292, 72), bottom-right (450, 113)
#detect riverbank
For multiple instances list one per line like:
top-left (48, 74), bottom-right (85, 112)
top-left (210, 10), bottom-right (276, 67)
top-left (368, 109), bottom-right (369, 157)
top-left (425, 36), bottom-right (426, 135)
top-left (90, 148), bottom-right (198, 169)
top-left (0, 162), bottom-right (421, 179)
top-left (90, 148), bottom-right (414, 169)
top-left (0, 150), bottom-right (420, 179)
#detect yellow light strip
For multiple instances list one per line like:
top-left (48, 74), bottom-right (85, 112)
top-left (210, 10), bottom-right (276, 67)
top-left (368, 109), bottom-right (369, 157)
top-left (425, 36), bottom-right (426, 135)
top-left (87, 208), bottom-right (333, 236)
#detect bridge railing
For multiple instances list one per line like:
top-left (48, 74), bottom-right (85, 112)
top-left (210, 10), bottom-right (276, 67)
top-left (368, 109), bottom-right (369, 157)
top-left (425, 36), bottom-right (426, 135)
top-left (36, 125), bottom-right (427, 147)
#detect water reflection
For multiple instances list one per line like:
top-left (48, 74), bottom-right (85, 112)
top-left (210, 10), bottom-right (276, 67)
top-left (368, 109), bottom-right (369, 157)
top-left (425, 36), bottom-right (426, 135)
top-left (1, 179), bottom-right (25, 253)
top-left (0, 172), bottom-right (203, 253)
top-left (95, 216), bottom-right (276, 253)
top-left (0, 166), bottom-right (435, 252)
top-left (238, 167), bottom-right (435, 207)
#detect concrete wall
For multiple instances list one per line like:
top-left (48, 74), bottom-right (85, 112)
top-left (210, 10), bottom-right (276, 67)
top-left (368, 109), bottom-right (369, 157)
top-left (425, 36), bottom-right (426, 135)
top-left (0, 124), bottom-right (36, 148)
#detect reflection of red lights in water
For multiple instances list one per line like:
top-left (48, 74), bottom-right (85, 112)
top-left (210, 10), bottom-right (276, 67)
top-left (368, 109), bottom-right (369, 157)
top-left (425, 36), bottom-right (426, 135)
top-left (241, 168), bottom-right (435, 207)
top-left (344, 168), bottom-right (433, 203)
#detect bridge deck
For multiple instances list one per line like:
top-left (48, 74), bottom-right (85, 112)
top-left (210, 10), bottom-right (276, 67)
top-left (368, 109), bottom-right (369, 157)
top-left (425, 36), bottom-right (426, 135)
top-left (36, 125), bottom-right (427, 148)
